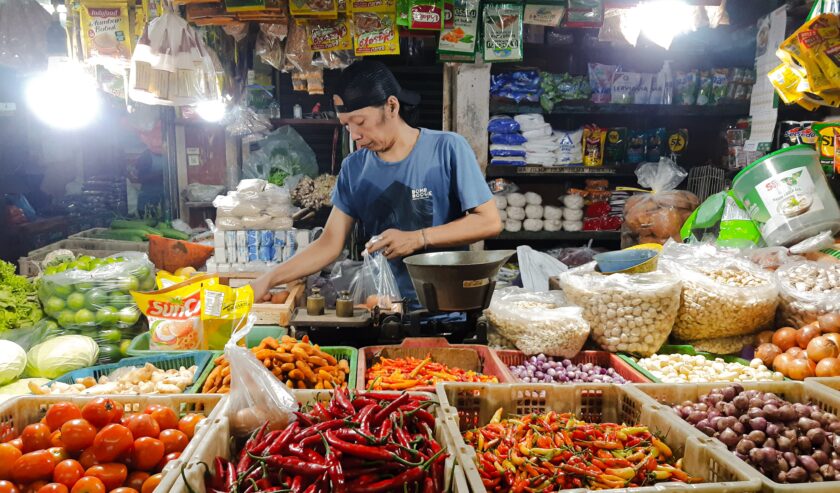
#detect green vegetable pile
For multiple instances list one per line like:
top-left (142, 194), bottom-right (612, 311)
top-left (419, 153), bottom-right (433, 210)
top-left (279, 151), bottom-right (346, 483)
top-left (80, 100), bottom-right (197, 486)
top-left (0, 260), bottom-right (44, 332)
top-left (539, 71), bottom-right (591, 112)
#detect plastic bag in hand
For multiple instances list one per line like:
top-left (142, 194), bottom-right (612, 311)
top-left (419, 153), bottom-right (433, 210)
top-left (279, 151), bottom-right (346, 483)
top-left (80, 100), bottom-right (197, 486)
top-left (351, 252), bottom-right (402, 313)
top-left (226, 315), bottom-right (297, 437)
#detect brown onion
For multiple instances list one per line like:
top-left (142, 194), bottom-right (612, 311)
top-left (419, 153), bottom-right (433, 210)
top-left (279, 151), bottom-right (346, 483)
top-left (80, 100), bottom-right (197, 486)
top-left (818, 313), bottom-right (840, 333)
top-left (756, 330), bottom-right (776, 346)
top-left (774, 353), bottom-right (793, 376)
top-left (773, 327), bottom-right (799, 351)
top-left (807, 336), bottom-right (839, 362)
top-left (756, 343), bottom-right (783, 368)
top-left (788, 357), bottom-right (815, 380)
top-left (798, 324), bottom-right (822, 350)
top-left (816, 357), bottom-right (840, 377)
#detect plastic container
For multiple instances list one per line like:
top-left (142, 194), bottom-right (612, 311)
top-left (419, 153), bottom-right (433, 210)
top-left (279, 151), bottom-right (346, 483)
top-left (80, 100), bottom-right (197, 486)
top-left (126, 325), bottom-right (289, 356)
top-left (436, 382), bottom-right (762, 493)
top-left (18, 238), bottom-right (148, 277)
top-left (0, 394), bottom-right (225, 493)
top-left (617, 345), bottom-right (761, 383)
top-left (49, 351), bottom-right (215, 394)
top-left (194, 345), bottom-right (359, 392)
top-left (732, 145), bottom-right (840, 246)
top-left (496, 349), bottom-right (652, 383)
top-left (166, 390), bottom-right (459, 493)
top-left (631, 380), bottom-right (840, 493)
top-left (594, 248), bottom-right (659, 274)
top-left (358, 338), bottom-right (511, 392)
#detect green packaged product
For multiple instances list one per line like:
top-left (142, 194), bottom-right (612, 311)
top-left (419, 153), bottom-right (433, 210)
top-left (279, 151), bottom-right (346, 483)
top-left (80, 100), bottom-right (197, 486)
top-left (482, 3), bottom-right (523, 62)
top-left (680, 191), bottom-right (762, 248)
top-left (437, 0), bottom-right (478, 59)
top-left (604, 127), bottom-right (627, 165)
top-left (674, 70), bottom-right (698, 105)
top-left (696, 70), bottom-right (713, 106)
top-left (711, 68), bottom-right (730, 105)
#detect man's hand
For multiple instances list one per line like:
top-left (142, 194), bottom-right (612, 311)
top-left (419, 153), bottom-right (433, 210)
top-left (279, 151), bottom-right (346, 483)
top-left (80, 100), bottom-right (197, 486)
top-left (249, 273), bottom-right (274, 302)
top-left (365, 229), bottom-right (424, 260)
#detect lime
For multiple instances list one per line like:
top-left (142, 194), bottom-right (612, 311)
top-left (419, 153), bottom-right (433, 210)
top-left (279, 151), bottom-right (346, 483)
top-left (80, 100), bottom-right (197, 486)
top-left (41, 319), bottom-right (59, 332)
top-left (56, 310), bottom-right (76, 328)
top-left (98, 344), bottom-right (123, 364)
top-left (134, 265), bottom-right (151, 280)
top-left (74, 309), bottom-right (95, 325)
top-left (109, 292), bottom-right (131, 307)
top-left (75, 282), bottom-right (94, 292)
top-left (119, 339), bottom-right (132, 356)
top-left (85, 288), bottom-right (109, 310)
top-left (99, 329), bottom-right (122, 344)
top-left (117, 306), bottom-right (141, 326)
top-left (52, 283), bottom-right (73, 298)
top-left (44, 297), bottom-right (66, 316)
top-left (66, 292), bottom-right (86, 311)
top-left (95, 306), bottom-right (119, 326)
top-left (118, 277), bottom-right (140, 292)
top-left (139, 275), bottom-right (155, 291)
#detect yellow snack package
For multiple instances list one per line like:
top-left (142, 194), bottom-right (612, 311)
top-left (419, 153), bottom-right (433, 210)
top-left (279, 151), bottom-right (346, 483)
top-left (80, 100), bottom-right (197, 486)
top-left (132, 274), bottom-right (219, 351)
top-left (583, 125), bottom-right (606, 167)
top-left (200, 283), bottom-right (254, 350)
top-left (768, 63), bottom-right (803, 105)
top-left (290, 0), bottom-right (338, 19)
top-left (307, 17), bottom-right (353, 51)
top-left (352, 10), bottom-right (400, 56)
top-left (79, 0), bottom-right (133, 65)
top-left (349, 0), bottom-right (396, 12)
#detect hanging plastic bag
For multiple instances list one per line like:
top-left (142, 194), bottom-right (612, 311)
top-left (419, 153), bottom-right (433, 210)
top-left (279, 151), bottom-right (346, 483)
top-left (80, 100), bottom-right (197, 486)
top-left (351, 252), bottom-right (402, 312)
top-left (484, 287), bottom-right (589, 357)
top-left (621, 157), bottom-right (700, 247)
top-left (242, 126), bottom-right (319, 184)
top-left (226, 315), bottom-right (297, 437)
top-left (775, 261), bottom-right (840, 327)
top-left (516, 245), bottom-right (568, 293)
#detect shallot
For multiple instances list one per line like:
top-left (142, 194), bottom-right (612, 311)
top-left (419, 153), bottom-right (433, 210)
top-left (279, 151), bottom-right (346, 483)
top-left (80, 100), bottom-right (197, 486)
top-left (508, 354), bottom-right (628, 384)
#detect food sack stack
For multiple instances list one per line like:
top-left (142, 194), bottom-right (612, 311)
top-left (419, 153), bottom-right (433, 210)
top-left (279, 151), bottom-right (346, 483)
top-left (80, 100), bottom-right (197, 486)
top-left (515, 114), bottom-right (558, 166)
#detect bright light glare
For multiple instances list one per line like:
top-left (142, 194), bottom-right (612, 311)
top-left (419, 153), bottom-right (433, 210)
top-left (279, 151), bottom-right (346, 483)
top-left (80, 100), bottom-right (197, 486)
top-left (25, 65), bottom-right (100, 130)
top-left (195, 100), bottom-right (227, 122)
top-left (622, 1), bottom-right (695, 49)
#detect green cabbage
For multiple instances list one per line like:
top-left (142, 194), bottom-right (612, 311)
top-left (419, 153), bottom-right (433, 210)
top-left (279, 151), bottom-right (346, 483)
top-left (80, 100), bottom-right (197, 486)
top-left (25, 335), bottom-right (99, 379)
top-left (0, 340), bottom-right (26, 385)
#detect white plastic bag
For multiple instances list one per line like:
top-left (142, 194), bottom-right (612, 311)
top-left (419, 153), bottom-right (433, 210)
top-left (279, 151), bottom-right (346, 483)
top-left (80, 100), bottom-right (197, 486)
top-left (516, 245), bottom-right (567, 292)
top-left (226, 315), bottom-right (297, 437)
top-left (351, 252), bottom-right (402, 312)
top-left (559, 263), bottom-right (681, 356)
top-left (484, 287), bottom-right (589, 357)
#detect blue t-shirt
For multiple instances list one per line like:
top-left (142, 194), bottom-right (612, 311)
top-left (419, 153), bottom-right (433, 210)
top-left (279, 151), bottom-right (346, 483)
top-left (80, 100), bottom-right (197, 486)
top-left (331, 128), bottom-right (493, 307)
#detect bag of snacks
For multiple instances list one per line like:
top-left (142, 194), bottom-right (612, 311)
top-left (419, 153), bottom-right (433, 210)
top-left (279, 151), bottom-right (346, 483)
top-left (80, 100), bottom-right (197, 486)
top-left (621, 157), bottom-right (700, 247)
top-left (661, 242), bottom-right (779, 341)
top-left (775, 260), bottom-right (840, 327)
top-left (559, 263), bottom-right (681, 356)
top-left (484, 287), bottom-right (589, 357)
top-left (352, 252), bottom-right (402, 312)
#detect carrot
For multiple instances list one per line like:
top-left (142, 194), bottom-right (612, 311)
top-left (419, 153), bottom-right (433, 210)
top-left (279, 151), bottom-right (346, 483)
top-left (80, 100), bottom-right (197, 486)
top-left (148, 234), bottom-right (215, 272)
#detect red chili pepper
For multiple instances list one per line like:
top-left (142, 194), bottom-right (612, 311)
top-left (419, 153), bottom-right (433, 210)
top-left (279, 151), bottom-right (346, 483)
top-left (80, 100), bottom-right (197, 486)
top-left (377, 418), bottom-right (393, 441)
top-left (289, 476), bottom-right (303, 493)
top-left (328, 456), bottom-right (346, 493)
top-left (267, 422), bottom-right (299, 455)
top-left (324, 430), bottom-right (393, 461)
top-left (357, 404), bottom-right (379, 435)
top-left (372, 393), bottom-right (410, 425)
top-left (347, 466), bottom-right (425, 493)
top-left (351, 397), bottom-right (377, 410)
top-left (294, 411), bottom-right (315, 427)
top-left (260, 455), bottom-right (328, 476)
top-left (288, 434), bottom-right (324, 456)
top-left (335, 387), bottom-right (355, 415)
top-left (296, 419), bottom-right (350, 441)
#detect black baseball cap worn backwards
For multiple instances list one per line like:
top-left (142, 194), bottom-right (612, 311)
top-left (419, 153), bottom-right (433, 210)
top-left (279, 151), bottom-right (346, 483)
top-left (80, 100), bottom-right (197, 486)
top-left (333, 60), bottom-right (421, 114)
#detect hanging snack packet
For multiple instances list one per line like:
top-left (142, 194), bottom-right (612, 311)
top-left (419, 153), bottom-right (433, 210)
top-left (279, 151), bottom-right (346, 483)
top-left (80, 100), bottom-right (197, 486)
top-left (352, 10), bottom-right (400, 55)
top-left (409, 0), bottom-right (444, 30)
top-left (482, 3), bottom-right (524, 63)
top-left (710, 68), bottom-right (730, 105)
top-left (132, 274), bottom-right (219, 351)
top-left (813, 122), bottom-right (840, 175)
top-left (604, 127), bottom-right (627, 165)
top-left (80, 0), bottom-right (133, 66)
top-left (349, 0), bottom-right (397, 12)
top-left (610, 71), bottom-right (641, 104)
top-left (200, 283), bottom-right (254, 350)
top-left (626, 129), bottom-right (646, 164)
top-left (438, 0), bottom-right (478, 60)
top-left (588, 63), bottom-right (617, 104)
top-left (307, 17), bottom-right (353, 51)
top-left (583, 125), bottom-right (605, 167)
top-left (556, 128), bottom-right (584, 166)
top-left (696, 70), bottom-right (713, 105)
top-left (290, 0), bottom-right (338, 19)
top-left (564, 0), bottom-right (603, 28)
top-left (646, 127), bottom-right (667, 162)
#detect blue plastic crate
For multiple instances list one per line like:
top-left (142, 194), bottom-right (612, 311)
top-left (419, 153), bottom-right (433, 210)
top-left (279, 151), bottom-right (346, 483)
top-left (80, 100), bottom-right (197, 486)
top-left (51, 351), bottom-right (215, 394)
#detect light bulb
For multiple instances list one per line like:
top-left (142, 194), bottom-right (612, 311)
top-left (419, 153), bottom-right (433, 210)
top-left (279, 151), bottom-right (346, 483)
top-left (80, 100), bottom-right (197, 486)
top-left (25, 64), bottom-right (100, 130)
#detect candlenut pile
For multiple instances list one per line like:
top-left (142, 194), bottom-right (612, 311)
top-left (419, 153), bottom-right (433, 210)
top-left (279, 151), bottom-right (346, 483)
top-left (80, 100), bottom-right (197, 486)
top-left (636, 354), bottom-right (783, 383)
top-left (559, 265), bottom-right (681, 356)
top-left (776, 261), bottom-right (840, 327)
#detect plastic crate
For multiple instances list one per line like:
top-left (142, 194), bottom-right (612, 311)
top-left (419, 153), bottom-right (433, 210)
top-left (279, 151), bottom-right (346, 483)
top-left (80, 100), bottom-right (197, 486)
top-left (358, 338), bottom-right (511, 392)
top-left (166, 390), bottom-right (458, 493)
top-left (0, 394), bottom-right (225, 493)
top-left (69, 228), bottom-right (149, 250)
top-left (193, 345), bottom-right (358, 393)
top-left (496, 349), bottom-right (652, 383)
top-left (126, 325), bottom-right (290, 356)
top-left (631, 381), bottom-right (840, 493)
top-left (51, 351), bottom-right (215, 394)
top-left (618, 344), bottom-right (764, 383)
top-left (437, 382), bottom-right (763, 493)
top-left (808, 376), bottom-right (840, 397)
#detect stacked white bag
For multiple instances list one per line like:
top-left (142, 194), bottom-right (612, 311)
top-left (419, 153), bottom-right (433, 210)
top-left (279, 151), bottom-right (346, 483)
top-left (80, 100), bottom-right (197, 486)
top-left (561, 194), bottom-right (584, 231)
top-left (494, 191), bottom-right (570, 232)
top-left (515, 114), bottom-right (560, 166)
top-left (213, 179), bottom-right (295, 231)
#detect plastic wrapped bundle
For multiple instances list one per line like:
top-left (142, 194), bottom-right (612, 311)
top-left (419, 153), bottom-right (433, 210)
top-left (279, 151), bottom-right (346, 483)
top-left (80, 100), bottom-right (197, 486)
top-left (523, 219), bottom-right (543, 231)
top-left (507, 193), bottom-right (527, 207)
top-left (525, 204), bottom-right (544, 219)
top-left (507, 206), bottom-right (526, 221)
top-left (505, 219), bottom-right (522, 232)
top-left (563, 208), bottom-right (584, 221)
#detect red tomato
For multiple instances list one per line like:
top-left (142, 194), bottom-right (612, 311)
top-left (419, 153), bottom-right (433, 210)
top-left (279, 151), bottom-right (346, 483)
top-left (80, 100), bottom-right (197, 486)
top-left (83, 464), bottom-right (126, 491)
top-left (11, 450), bottom-right (56, 483)
top-left (80, 399), bottom-right (120, 429)
top-left (69, 477), bottom-right (105, 493)
top-left (123, 415), bottom-right (158, 440)
top-left (124, 472), bottom-right (148, 491)
top-left (59, 420), bottom-right (96, 453)
top-left (129, 438), bottom-right (163, 472)
top-left (109, 489), bottom-right (138, 493)
top-left (6, 439), bottom-right (22, 451)
top-left (176, 414), bottom-right (204, 440)
top-left (139, 474), bottom-right (161, 493)
top-left (21, 481), bottom-right (47, 493)
top-left (90, 425), bottom-right (132, 463)
top-left (156, 452), bottom-right (180, 472)
top-left (45, 448), bottom-right (68, 464)
top-left (0, 480), bottom-right (18, 493)
top-left (0, 443), bottom-right (22, 480)
top-left (21, 424), bottom-right (52, 453)
top-left (52, 459), bottom-right (84, 488)
top-left (49, 431), bottom-right (64, 449)
top-left (36, 483), bottom-right (68, 493)
top-left (157, 430), bottom-right (188, 455)
top-left (44, 404), bottom-right (82, 433)
top-left (147, 408), bottom-right (177, 432)
top-left (77, 449), bottom-right (98, 470)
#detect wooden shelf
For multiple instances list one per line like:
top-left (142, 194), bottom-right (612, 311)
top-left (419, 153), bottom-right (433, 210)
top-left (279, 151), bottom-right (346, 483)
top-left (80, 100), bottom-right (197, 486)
top-left (486, 165), bottom-right (639, 178)
top-left (490, 101), bottom-right (750, 117)
top-left (270, 118), bottom-right (341, 127)
top-left (490, 231), bottom-right (621, 241)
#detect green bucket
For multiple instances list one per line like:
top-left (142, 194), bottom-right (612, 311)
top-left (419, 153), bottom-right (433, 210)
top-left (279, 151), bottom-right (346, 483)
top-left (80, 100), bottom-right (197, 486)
top-left (732, 145), bottom-right (840, 246)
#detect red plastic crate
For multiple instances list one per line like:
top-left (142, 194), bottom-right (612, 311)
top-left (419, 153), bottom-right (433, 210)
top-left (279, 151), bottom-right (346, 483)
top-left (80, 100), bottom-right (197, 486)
top-left (496, 349), bottom-right (652, 383)
top-left (357, 338), bottom-right (512, 392)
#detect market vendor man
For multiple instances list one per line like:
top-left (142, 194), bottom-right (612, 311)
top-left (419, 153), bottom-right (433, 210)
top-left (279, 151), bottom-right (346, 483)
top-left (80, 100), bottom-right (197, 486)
top-left (251, 60), bottom-right (502, 307)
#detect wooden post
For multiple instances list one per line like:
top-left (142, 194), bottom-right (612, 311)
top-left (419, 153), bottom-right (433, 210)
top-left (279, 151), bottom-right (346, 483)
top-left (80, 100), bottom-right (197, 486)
top-left (450, 60), bottom-right (491, 172)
